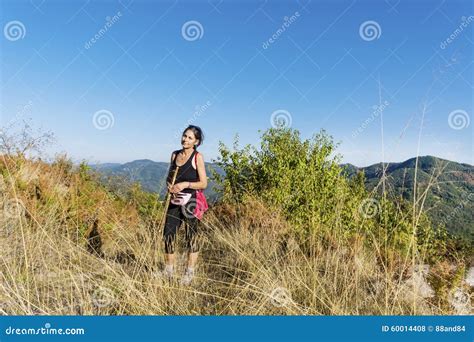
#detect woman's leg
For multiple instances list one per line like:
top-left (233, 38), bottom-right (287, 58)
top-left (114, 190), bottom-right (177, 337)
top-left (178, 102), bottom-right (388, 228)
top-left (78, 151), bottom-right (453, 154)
top-left (187, 251), bottom-right (199, 269)
top-left (165, 253), bottom-right (175, 268)
top-left (183, 204), bottom-right (200, 263)
top-left (162, 204), bottom-right (182, 273)
top-left (181, 201), bottom-right (200, 284)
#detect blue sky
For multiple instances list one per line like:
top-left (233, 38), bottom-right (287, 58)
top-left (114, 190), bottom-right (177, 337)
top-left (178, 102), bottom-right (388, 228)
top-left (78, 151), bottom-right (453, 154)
top-left (0, 0), bottom-right (472, 166)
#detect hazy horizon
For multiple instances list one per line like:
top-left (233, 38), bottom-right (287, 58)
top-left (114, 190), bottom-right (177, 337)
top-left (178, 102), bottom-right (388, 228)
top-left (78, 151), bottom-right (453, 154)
top-left (68, 153), bottom-right (472, 170)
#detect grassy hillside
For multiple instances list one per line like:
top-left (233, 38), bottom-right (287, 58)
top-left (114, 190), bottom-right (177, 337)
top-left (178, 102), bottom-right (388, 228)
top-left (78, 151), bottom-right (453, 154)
top-left (0, 129), bottom-right (472, 315)
top-left (92, 155), bottom-right (472, 244)
top-left (342, 156), bottom-right (473, 242)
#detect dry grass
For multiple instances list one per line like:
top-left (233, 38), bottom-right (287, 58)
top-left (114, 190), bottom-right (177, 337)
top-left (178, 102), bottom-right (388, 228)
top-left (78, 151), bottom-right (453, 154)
top-left (0, 155), bottom-right (470, 315)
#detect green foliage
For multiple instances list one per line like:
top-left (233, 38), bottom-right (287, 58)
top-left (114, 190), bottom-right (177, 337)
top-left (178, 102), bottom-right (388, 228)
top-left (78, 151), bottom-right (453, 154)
top-left (347, 156), bottom-right (474, 244)
top-left (213, 128), bottom-right (363, 236)
top-left (212, 127), bottom-right (465, 262)
top-left (51, 153), bottom-right (74, 178)
top-left (211, 134), bottom-right (258, 203)
top-left (126, 182), bottom-right (164, 223)
top-left (255, 129), bottom-right (346, 234)
top-left (78, 161), bottom-right (92, 181)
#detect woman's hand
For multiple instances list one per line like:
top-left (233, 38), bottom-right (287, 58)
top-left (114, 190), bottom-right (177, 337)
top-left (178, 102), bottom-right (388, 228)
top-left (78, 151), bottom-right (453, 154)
top-left (169, 182), bottom-right (187, 194)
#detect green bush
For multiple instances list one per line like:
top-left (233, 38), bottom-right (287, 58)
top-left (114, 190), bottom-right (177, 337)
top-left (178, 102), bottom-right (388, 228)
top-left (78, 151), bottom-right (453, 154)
top-left (213, 128), bottom-right (365, 235)
top-left (212, 127), bottom-right (455, 262)
top-left (127, 182), bottom-right (164, 224)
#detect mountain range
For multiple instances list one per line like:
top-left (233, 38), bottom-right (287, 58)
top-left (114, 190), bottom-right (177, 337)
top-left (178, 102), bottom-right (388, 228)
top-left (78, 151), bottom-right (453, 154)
top-left (341, 156), bottom-right (473, 241)
top-left (91, 159), bottom-right (223, 200)
top-left (91, 155), bottom-right (473, 241)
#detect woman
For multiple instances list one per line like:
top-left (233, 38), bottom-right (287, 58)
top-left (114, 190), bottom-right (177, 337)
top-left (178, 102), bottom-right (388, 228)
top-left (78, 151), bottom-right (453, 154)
top-left (162, 125), bottom-right (207, 285)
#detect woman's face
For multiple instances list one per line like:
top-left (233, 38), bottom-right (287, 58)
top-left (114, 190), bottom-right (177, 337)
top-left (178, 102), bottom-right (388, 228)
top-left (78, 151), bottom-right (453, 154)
top-left (181, 129), bottom-right (199, 149)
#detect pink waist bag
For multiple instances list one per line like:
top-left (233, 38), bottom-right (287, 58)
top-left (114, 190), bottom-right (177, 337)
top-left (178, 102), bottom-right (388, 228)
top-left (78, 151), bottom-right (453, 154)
top-left (194, 190), bottom-right (208, 220)
top-left (193, 151), bottom-right (208, 220)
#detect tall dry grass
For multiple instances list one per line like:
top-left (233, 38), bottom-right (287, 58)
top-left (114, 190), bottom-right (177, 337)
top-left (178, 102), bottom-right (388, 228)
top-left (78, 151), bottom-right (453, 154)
top-left (0, 154), bottom-right (470, 315)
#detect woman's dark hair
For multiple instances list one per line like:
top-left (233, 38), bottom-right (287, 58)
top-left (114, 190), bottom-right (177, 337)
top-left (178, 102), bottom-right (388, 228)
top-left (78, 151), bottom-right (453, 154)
top-left (182, 125), bottom-right (204, 150)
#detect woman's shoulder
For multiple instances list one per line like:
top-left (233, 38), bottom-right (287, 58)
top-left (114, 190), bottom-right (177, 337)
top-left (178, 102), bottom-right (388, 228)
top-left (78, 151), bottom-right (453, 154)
top-left (192, 150), bottom-right (204, 169)
top-left (171, 149), bottom-right (182, 157)
top-left (195, 150), bottom-right (204, 160)
top-left (171, 149), bottom-right (181, 162)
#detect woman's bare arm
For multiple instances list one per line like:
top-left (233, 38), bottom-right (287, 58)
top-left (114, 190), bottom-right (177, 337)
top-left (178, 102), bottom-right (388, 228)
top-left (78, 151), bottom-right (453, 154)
top-left (167, 152), bottom-right (176, 188)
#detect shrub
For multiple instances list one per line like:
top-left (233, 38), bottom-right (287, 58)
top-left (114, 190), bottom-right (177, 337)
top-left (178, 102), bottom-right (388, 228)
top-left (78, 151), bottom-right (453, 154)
top-left (212, 127), bottom-right (455, 263)
top-left (213, 128), bottom-right (365, 237)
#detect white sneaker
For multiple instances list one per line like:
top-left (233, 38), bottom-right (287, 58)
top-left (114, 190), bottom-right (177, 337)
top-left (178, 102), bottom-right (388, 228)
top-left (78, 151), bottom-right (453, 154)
top-left (180, 268), bottom-right (195, 286)
top-left (154, 265), bottom-right (174, 280)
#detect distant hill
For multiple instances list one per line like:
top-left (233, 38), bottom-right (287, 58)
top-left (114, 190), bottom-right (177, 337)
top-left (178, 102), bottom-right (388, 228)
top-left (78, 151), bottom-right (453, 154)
top-left (341, 156), bottom-right (473, 241)
top-left (92, 155), bottom-right (473, 241)
top-left (91, 159), bottom-right (223, 200)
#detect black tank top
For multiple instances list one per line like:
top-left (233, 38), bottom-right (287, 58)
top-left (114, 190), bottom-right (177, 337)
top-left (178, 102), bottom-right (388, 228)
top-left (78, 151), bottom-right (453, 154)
top-left (167, 149), bottom-right (199, 195)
